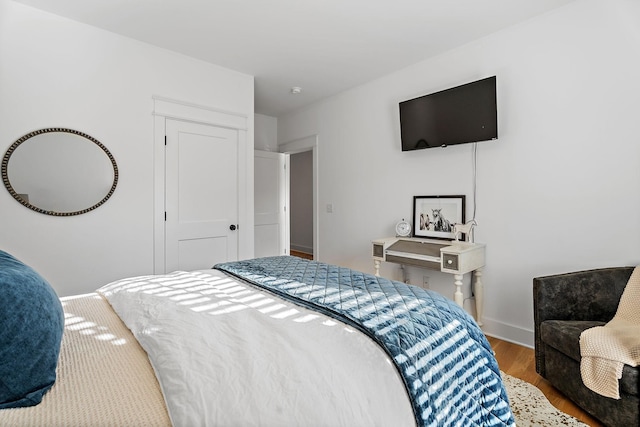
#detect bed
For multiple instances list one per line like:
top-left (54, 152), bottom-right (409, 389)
top-left (0, 251), bottom-right (515, 426)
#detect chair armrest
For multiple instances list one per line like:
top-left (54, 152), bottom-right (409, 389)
top-left (533, 266), bottom-right (634, 376)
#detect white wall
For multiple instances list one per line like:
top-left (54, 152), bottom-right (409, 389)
top-left (0, 1), bottom-right (254, 297)
top-left (254, 113), bottom-right (278, 151)
top-left (278, 0), bottom-right (640, 347)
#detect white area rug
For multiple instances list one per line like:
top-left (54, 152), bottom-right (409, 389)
top-left (503, 373), bottom-right (589, 426)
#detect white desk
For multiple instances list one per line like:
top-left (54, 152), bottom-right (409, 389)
top-left (372, 237), bottom-right (486, 325)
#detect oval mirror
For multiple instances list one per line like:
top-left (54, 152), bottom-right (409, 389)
top-left (1, 128), bottom-right (118, 216)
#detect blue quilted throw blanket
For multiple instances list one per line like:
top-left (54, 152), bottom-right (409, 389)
top-left (215, 256), bottom-right (514, 427)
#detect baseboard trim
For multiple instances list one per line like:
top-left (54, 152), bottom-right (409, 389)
top-left (481, 316), bottom-right (534, 349)
top-left (291, 243), bottom-right (313, 254)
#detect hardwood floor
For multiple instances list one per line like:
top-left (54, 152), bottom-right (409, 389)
top-left (290, 250), bottom-right (313, 260)
top-left (488, 336), bottom-right (603, 426)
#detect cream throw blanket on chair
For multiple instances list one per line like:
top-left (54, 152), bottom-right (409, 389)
top-left (580, 266), bottom-right (640, 399)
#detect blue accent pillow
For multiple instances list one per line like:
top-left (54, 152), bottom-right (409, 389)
top-left (0, 250), bottom-right (64, 409)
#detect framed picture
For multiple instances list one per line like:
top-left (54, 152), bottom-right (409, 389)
top-left (412, 195), bottom-right (465, 240)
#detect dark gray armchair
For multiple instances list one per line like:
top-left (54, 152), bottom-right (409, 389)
top-left (533, 267), bottom-right (639, 427)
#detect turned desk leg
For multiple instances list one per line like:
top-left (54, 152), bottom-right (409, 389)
top-left (453, 274), bottom-right (464, 307)
top-left (474, 268), bottom-right (484, 326)
top-left (400, 264), bottom-right (408, 283)
top-left (374, 259), bottom-right (381, 277)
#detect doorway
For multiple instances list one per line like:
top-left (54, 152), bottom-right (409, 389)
top-left (279, 135), bottom-right (318, 260)
top-left (164, 119), bottom-right (239, 272)
top-left (289, 151), bottom-right (313, 259)
top-left (153, 97), bottom-right (250, 274)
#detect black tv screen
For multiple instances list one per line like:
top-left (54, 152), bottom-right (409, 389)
top-left (399, 76), bottom-right (497, 151)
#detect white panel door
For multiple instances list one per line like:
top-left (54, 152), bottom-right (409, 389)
top-left (254, 151), bottom-right (288, 258)
top-left (165, 119), bottom-right (239, 272)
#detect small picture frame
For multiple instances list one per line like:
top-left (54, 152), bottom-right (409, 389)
top-left (412, 195), bottom-right (465, 240)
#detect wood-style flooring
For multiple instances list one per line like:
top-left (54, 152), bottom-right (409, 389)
top-left (488, 336), bottom-right (603, 426)
top-left (290, 250), bottom-right (313, 260)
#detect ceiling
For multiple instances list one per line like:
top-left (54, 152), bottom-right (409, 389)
top-left (15, 0), bottom-right (577, 117)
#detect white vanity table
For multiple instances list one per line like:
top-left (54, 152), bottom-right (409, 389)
top-left (372, 237), bottom-right (486, 325)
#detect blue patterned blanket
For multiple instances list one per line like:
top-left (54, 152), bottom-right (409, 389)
top-left (215, 256), bottom-right (514, 427)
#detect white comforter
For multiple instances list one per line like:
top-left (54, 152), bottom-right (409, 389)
top-left (98, 269), bottom-right (415, 427)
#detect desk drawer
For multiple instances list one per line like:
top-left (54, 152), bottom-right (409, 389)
top-left (372, 243), bottom-right (384, 258)
top-left (386, 255), bottom-right (440, 271)
top-left (442, 253), bottom-right (459, 271)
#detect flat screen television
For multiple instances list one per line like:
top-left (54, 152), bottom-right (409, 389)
top-left (399, 76), bottom-right (497, 151)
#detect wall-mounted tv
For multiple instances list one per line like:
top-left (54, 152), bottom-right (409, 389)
top-left (399, 76), bottom-right (497, 151)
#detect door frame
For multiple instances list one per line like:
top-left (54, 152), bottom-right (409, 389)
top-left (279, 135), bottom-right (319, 260)
top-left (152, 96), bottom-right (251, 274)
